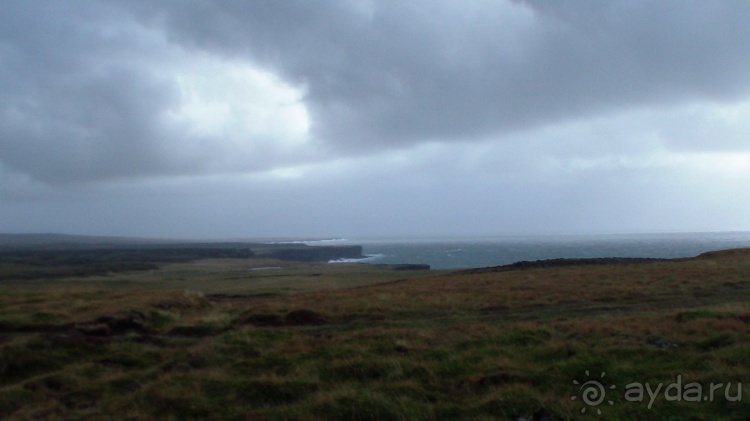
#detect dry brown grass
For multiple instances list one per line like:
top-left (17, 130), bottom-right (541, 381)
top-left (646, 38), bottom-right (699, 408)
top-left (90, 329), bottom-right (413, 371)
top-left (1, 250), bottom-right (750, 419)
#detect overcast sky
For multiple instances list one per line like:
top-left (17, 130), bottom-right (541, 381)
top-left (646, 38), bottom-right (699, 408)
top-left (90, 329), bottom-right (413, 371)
top-left (2, 0), bottom-right (750, 239)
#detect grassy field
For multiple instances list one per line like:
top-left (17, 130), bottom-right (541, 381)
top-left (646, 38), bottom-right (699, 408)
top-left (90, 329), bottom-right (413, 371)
top-left (1, 249), bottom-right (750, 419)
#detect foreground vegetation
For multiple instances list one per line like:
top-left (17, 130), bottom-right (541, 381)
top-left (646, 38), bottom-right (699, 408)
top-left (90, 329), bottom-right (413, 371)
top-left (1, 248), bottom-right (750, 419)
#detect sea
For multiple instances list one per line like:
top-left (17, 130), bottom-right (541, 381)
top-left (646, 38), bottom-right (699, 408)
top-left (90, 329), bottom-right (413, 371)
top-left (320, 232), bottom-right (750, 270)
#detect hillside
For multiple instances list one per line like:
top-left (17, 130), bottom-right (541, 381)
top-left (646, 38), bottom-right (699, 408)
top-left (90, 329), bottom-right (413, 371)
top-left (0, 249), bottom-right (749, 418)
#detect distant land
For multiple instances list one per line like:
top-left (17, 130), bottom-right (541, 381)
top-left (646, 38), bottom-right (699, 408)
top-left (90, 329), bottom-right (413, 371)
top-left (0, 233), bottom-right (164, 248)
top-left (0, 233), bottom-right (365, 263)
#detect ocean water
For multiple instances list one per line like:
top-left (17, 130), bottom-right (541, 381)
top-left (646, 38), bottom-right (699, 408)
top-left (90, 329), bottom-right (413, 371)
top-left (328, 232), bottom-right (750, 270)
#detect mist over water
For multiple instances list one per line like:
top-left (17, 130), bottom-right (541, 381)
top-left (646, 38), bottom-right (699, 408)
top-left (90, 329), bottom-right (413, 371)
top-left (341, 232), bottom-right (750, 270)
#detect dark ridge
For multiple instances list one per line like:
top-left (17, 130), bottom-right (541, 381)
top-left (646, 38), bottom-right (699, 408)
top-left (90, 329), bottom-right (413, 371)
top-left (456, 257), bottom-right (669, 274)
top-left (387, 264), bottom-right (431, 271)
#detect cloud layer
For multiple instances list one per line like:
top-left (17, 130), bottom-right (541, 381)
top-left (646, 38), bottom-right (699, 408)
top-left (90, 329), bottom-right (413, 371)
top-left (2, 1), bottom-right (750, 237)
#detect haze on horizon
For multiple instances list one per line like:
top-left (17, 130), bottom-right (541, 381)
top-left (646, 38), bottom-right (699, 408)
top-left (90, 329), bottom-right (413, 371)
top-left (2, 1), bottom-right (750, 240)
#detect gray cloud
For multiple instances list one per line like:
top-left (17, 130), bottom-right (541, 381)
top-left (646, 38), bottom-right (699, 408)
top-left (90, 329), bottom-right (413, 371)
top-left (3, 145), bottom-right (746, 238)
top-left (2, 1), bottom-right (750, 237)
top-left (4, 0), bottom-right (750, 184)
top-left (1, 1), bottom-right (190, 183)
top-left (139, 0), bottom-right (750, 148)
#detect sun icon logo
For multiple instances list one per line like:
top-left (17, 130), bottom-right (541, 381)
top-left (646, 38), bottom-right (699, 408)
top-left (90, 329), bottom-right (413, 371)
top-left (571, 370), bottom-right (616, 415)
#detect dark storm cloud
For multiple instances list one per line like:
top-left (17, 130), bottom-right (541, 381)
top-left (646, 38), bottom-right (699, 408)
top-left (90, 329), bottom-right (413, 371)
top-left (0, 1), bottom-right (195, 183)
top-left (2, 0), bottom-right (750, 186)
top-left (140, 0), bottom-right (750, 149)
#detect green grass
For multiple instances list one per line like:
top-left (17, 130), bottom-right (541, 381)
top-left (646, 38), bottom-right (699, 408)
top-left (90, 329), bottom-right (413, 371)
top-left (1, 249), bottom-right (750, 418)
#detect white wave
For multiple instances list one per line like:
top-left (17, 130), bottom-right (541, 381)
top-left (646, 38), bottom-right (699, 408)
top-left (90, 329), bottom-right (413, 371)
top-left (271, 238), bottom-right (349, 245)
top-left (305, 238), bottom-right (349, 245)
top-left (328, 254), bottom-right (386, 264)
